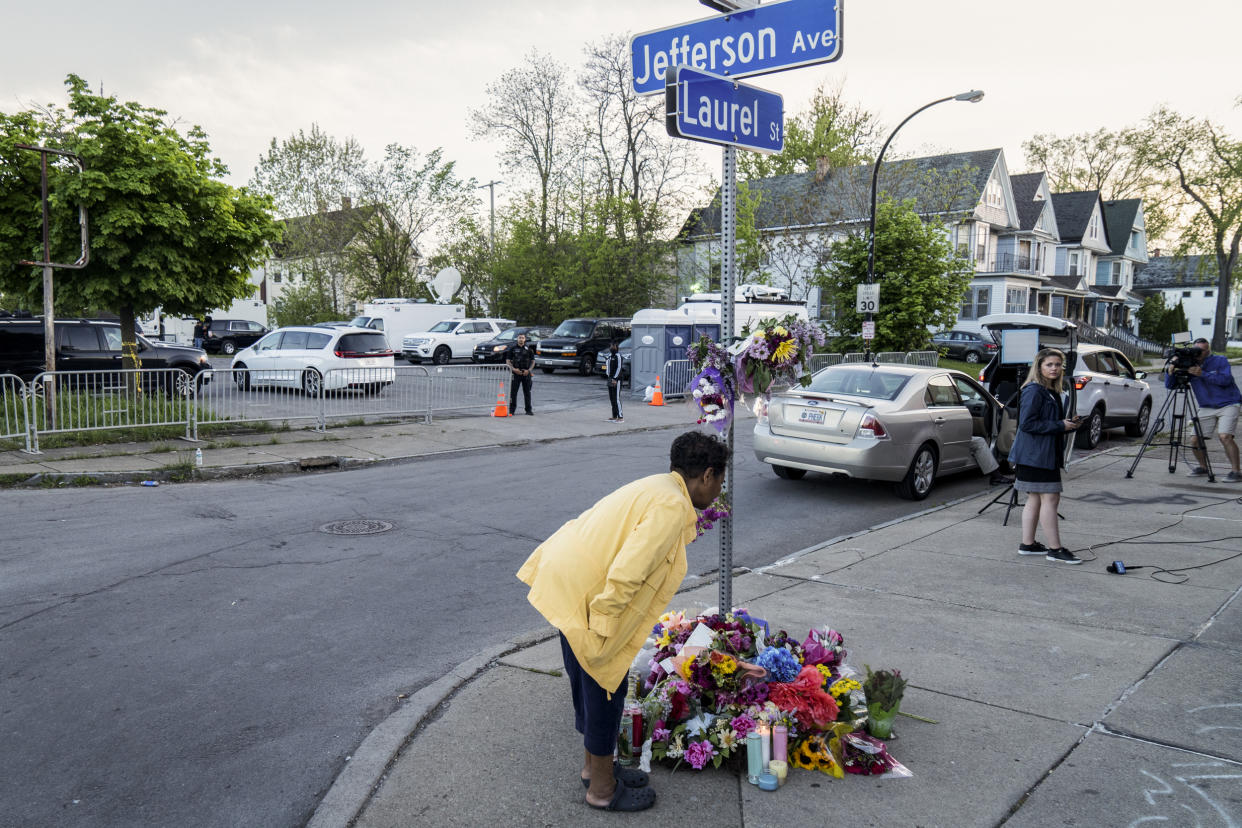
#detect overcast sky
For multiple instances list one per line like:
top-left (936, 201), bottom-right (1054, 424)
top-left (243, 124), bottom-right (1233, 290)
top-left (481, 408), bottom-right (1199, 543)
top-left (4, 0), bottom-right (1240, 220)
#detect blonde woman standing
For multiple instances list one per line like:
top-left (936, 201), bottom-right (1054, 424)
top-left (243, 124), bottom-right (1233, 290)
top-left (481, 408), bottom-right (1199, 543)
top-left (1007, 348), bottom-right (1083, 564)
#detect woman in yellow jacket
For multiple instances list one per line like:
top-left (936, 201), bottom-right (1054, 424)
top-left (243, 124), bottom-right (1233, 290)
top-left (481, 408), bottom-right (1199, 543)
top-left (517, 430), bottom-right (726, 812)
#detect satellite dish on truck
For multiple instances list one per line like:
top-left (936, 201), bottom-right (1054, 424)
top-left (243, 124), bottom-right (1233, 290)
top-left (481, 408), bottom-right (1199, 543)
top-left (428, 267), bottom-right (462, 304)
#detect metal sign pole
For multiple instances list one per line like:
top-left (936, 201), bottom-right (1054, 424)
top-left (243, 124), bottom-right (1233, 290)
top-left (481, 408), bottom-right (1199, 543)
top-left (719, 145), bottom-right (736, 614)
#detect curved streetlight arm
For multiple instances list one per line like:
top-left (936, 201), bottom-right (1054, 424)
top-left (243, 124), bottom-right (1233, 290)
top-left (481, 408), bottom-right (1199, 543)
top-left (865, 90), bottom-right (984, 285)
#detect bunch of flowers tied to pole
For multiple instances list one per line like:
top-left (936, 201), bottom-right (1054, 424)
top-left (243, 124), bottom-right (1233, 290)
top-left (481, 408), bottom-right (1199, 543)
top-left (685, 337), bottom-right (737, 435)
top-left (632, 610), bottom-right (909, 779)
top-left (733, 314), bottom-right (827, 398)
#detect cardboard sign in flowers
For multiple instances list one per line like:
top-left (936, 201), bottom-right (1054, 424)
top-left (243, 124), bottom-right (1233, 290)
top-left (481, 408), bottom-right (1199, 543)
top-left (733, 315), bottom-right (827, 398)
top-left (631, 610), bottom-right (911, 780)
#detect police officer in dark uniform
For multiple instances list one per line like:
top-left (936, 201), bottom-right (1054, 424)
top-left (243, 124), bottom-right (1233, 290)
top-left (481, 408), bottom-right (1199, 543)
top-left (505, 332), bottom-right (535, 415)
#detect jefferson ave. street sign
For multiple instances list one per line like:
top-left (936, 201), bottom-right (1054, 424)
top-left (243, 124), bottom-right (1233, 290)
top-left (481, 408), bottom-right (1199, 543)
top-left (666, 67), bottom-right (784, 154)
top-left (631, 0), bottom-right (842, 95)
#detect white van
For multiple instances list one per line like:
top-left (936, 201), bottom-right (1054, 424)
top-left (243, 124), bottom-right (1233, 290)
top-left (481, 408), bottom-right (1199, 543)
top-left (350, 298), bottom-right (464, 353)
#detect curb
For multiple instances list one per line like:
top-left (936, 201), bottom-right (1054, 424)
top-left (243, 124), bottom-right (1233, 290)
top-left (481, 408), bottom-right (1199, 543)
top-left (305, 629), bottom-right (553, 828)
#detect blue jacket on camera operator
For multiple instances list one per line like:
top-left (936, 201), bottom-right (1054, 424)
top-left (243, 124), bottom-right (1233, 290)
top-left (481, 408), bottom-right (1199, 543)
top-left (1165, 340), bottom-right (1241, 408)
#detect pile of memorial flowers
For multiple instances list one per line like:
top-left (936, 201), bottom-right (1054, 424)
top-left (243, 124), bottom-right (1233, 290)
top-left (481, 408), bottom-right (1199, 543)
top-left (686, 336), bottom-right (737, 435)
top-left (631, 609), bottom-right (910, 779)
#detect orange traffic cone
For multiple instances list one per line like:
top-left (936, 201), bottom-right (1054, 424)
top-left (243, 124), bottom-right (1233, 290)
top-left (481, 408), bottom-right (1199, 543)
top-left (649, 375), bottom-right (664, 406)
top-left (492, 381), bottom-right (510, 417)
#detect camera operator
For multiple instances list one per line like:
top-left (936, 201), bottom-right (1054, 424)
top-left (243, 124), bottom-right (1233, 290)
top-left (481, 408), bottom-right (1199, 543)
top-left (1165, 338), bottom-right (1241, 481)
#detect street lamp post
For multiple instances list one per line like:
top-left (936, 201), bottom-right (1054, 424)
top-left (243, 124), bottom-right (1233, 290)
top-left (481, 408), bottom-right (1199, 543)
top-left (864, 90), bottom-right (984, 357)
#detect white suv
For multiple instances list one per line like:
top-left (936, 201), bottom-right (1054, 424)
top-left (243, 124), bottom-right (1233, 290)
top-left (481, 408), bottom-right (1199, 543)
top-left (401, 318), bottom-right (514, 365)
top-left (1069, 344), bottom-right (1152, 449)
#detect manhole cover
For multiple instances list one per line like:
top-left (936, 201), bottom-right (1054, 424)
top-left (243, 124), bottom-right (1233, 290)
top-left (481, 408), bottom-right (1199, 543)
top-left (318, 519), bottom-right (394, 536)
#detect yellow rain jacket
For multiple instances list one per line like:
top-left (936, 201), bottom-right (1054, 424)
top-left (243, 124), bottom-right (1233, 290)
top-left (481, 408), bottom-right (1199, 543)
top-left (516, 472), bottom-right (697, 692)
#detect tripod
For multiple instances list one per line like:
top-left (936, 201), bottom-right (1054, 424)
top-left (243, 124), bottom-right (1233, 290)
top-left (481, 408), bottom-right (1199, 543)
top-left (977, 483), bottom-right (1022, 525)
top-left (1125, 374), bottom-right (1215, 480)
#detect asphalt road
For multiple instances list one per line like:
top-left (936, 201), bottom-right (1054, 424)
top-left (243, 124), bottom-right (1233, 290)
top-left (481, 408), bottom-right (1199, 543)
top-left (1, 362), bottom-right (1231, 827)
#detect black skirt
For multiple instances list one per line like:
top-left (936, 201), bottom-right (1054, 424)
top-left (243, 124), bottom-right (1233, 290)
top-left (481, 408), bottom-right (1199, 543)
top-left (1015, 463), bottom-right (1062, 493)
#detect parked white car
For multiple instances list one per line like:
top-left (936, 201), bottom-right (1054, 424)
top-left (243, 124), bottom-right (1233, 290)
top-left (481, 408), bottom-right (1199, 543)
top-left (401, 318), bottom-right (514, 365)
top-left (230, 326), bottom-right (395, 395)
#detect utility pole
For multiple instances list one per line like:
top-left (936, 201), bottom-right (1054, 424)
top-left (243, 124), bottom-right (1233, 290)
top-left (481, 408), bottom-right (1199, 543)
top-left (477, 180), bottom-right (501, 250)
top-left (15, 145), bottom-right (89, 432)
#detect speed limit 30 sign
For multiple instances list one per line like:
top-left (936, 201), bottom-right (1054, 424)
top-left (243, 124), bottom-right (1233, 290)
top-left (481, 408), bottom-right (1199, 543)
top-left (856, 284), bottom-right (880, 313)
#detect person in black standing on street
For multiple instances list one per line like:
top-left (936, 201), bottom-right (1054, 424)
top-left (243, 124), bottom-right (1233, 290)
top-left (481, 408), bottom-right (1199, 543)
top-left (605, 340), bottom-right (624, 422)
top-left (192, 318), bottom-right (206, 349)
top-left (506, 332), bottom-right (535, 415)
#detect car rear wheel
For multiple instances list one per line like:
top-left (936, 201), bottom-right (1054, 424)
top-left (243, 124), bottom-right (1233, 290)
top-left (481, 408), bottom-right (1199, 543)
top-left (896, 444), bottom-right (937, 500)
top-left (965, 351), bottom-right (982, 364)
top-left (772, 464), bottom-right (807, 480)
top-left (1075, 407), bottom-right (1103, 449)
top-left (221, 340), bottom-right (237, 355)
top-left (1126, 400), bottom-right (1151, 437)
top-left (233, 364), bottom-right (251, 391)
top-left (302, 369), bottom-right (323, 397)
top-left (433, 346), bottom-right (451, 365)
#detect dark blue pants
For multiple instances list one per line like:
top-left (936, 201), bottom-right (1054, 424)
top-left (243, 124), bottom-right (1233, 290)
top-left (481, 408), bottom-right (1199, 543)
top-left (559, 633), bottom-right (627, 756)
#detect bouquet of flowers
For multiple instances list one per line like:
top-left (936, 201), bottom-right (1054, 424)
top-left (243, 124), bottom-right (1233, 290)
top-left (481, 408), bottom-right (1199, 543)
top-left (733, 315), bottom-right (827, 397)
top-left (634, 609), bottom-right (909, 781)
top-left (686, 337), bottom-right (737, 434)
top-left (695, 492), bottom-right (731, 538)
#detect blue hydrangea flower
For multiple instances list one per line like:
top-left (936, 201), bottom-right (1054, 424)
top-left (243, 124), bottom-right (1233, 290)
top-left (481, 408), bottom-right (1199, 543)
top-left (755, 646), bottom-right (800, 683)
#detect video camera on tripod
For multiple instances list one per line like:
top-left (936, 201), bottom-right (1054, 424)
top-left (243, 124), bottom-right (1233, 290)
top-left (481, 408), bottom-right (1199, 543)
top-left (1126, 332), bottom-right (1215, 480)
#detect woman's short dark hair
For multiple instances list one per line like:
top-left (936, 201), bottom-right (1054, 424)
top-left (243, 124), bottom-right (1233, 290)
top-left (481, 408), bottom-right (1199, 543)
top-left (670, 430), bottom-right (728, 477)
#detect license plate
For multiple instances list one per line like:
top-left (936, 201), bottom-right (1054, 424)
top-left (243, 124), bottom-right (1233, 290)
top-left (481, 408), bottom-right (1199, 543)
top-left (359, 358), bottom-right (380, 367)
top-left (799, 408), bottom-right (826, 424)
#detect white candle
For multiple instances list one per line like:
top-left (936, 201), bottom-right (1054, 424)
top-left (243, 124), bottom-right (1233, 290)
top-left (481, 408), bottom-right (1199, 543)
top-left (758, 724), bottom-right (771, 772)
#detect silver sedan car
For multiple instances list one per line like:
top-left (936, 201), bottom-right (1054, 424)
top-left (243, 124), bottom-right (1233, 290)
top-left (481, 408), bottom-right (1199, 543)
top-left (753, 364), bottom-right (1003, 500)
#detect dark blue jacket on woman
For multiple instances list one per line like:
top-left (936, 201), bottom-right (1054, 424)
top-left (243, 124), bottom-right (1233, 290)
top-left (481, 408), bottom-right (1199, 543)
top-left (1007, 383), bottom-right (1067, 469)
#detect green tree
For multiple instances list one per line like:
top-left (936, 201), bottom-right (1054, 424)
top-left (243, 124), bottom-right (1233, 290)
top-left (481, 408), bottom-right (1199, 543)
top-left (0, 75), bottom-right (280, 367)
top-left (267, 281), bottom-right (339, 328)
top-left (814, 199), bottom-right (972, 352)
top-left (1136, 293), bottom-right (1168, 341)
top-left (1131, 106), bottom-right (1241, 352)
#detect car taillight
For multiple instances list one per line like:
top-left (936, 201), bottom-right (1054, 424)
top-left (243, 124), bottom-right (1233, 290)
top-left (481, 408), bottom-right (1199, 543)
top-left (335, 350), bottom-right (394, 358)
top-left (858, 412), bottom-right (888, 439)
top-left (978, 369), bottom-right (985, 381)
top-left (1074, 375), bottom-right (1090, 391)
top-left (986, 343), bottom-right (998, 350)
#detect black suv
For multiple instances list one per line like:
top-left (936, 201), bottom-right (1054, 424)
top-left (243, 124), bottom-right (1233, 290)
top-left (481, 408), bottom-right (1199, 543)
top-left (931, 330), bottom-right (998, 364)
top-left (535, 317), bottom-right (632, 376)
top-left (204, 319), bottom-right (268, 355)
top-left (0, 317), bottom-right (211, 388)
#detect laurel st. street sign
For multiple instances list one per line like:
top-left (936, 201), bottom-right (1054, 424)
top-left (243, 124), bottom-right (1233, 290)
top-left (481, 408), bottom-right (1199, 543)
top-left (665, 66), bottom-right (785, 154)
top-left (630, 0), bottom-right (843, 96)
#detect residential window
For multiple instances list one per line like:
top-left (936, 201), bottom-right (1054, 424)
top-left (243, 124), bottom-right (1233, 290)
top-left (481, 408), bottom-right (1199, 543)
top-left (985, 176), bottom-right (1003, 208)
top-left (1068, 252), bottom-right (1081, 276)
top-left (1129, 229), bottom-right (1141, 249)
top-left (272, 272), bottom-right (282, 283)
top-left (1089, 214), bottom-right (1099, 240)
top-left (1111, 262), bottom-right (1122, 285)
top-left (960, 286), bottom-right (991, 320)
top-left (1006, 287), bottom-right (1027, 313)
top-left (1205, 290), bottom-right (1214, 297)
top-left (1182, 290), bottom-right (1191, 297)
top-left (1202, 318), bottom-right (1211, 326)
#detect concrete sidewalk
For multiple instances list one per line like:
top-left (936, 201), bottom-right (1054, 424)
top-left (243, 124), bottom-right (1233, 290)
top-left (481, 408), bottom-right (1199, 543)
top-left (330, 444), bottom-right (1242, 828)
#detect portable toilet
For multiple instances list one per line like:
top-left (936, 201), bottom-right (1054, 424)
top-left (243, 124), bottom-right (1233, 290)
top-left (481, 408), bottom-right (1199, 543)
top-left (629, 304), bottom-right (724, 395)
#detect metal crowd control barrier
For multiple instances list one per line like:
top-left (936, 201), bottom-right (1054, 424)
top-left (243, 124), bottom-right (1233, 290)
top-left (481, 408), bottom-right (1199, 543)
top-left (842, 352), bottom-right (867, 363)
top-left (875, 351), bottom-right (905, 363)
top-left (421, 364), bottom-right (511, 421)
top-left (23, 369), bottom-right (198, 452)
top-left (0, 374), bottom-right (31, 452)
top-left (659, 360), bottom-right (696, 399)
top-left (903, 350), bottom-right (938, 366)
top-left (807, 353), bottom-right (842, 372)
